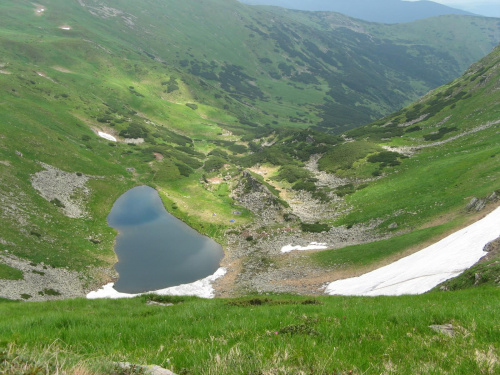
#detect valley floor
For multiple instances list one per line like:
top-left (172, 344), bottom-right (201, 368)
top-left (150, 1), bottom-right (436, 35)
top-left (79, 202), bottom-right (500, 301)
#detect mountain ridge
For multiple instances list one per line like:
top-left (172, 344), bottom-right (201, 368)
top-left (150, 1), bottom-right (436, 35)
top-left (26, 0), bottom-right (498, 132)
top-left (239, 0), bottom-right (476, 23)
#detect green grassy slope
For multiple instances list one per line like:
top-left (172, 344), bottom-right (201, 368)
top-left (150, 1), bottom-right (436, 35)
top-left (336, 43), bottom-right (500, 229)
top-left (0, 3), bottom-right (498, 373)
top-left (238, 45), bottom-right (500, 275)
top-left (304, 45), bottom-right (500, 271)
top-left (0, 0), bottom-right (498, 285)
top-left (0, 2), bottom-right (256, 275)
top-left (4, 0), bottom-right (498, 133)
top-left (0, 288), bottom-right (498, 374)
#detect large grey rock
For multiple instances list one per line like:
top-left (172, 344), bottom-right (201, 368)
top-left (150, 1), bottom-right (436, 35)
top-left (116, 362), bottom-right (176, 375)
top-left (429, 324), bottom-right (456, 337)
top-left (466, 197), bottom-right (486, 212)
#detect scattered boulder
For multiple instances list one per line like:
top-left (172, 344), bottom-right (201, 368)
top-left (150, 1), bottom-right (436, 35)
top-left (466, 191), bottom-right (499, 212)
top-left (429, 324), bottom-right (456, 337)
top-left (466, 197), bottom-right (487, 212)
top-left (115, 362), bottom-right (176, 375)
top-left (146, 301), bottom-right (174, 307)
top-left (483, 237), bottom-right (500, 253)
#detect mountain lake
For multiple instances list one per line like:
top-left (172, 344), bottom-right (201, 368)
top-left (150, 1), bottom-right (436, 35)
top-left (107, 185), bottom-right (224, 294)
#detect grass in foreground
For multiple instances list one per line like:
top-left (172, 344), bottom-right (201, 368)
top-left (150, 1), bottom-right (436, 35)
top-left (0, 289), bottom-right (498, 374)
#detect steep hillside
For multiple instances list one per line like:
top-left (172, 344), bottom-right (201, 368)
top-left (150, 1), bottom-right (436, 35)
top-left (216, 44), bottom-right (500, 294)
top-left (3, 0), bottom-right (498, 132)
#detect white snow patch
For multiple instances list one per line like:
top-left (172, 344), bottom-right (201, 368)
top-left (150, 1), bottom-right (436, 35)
top-left (60, 26), bottom-right (72, 30)
top-left (98, 131), bottom-right (117, 142)
top-left (325, 207), bottom-right (500, 296)
top-left (281, 242), bottom-right (329, 253)
top-left (87, 267), bottom-right (227, 300)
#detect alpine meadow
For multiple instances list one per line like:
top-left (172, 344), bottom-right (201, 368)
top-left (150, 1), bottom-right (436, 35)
top-left (0, 0), bottom-right (499, 374)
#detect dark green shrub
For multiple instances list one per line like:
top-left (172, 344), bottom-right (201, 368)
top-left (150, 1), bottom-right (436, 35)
top-left (275, 165), bottom-right (312, 183)
top-left (292, 180), bottom-right (317, 192)
top-left (423, 126), bottom-right (458, 141)
top-left (203, 156), bottom-right (226, 172)
top-left (335, 184), bottom-right (355, 197)
top-left (175, 163), bottom-right (193, 177)
top-left (367, 151), bottom-right (401, 166)
top-left (406, 125), bottom-right (422, 133)
top-left (50, 198), bottom-right (65, 208)
top-left (301, 223), bottom-right (330, 233)
top-left (119, 122), bottom-right (148, 139)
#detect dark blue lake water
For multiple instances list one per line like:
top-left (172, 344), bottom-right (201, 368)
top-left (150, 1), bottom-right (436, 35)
top-left (108, 185), bottom-right (224, 294)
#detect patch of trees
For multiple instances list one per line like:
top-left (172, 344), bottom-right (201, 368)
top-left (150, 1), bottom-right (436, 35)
top-left (423, 126), bottom-right (458, 141)
top-left (188, 61), bottom-right (219, 81)
top-left (318, 141), bottom-right (382, 173)
top-left (274, 165), bottom-right (312, 184)
top-left (162, 77), bottom-right (179, 93)
top-left (367, 151), bottom-right (403, 167)
top-left (119, 122), bottom-right (149, 139)
top-left (405, 125), bottom-right (422, 133)
top-left (153, 128), bottom-right (193, 147)
top-left (219, 64), bottom-right (264, 100)
top-left (210, 140), bottom-right (248, 155)
top-left (203, 156), bottom-right (226, 172)
top-left (175, 145), bottom-right (204, 158)
top-left (278, 62), bottom-right (294, 76)
top-left (301, 222), bottom-right (330, 233)
top-left (291, 72), bottom-right (319, 85)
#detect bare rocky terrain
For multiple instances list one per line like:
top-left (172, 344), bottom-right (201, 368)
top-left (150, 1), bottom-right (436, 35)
top-left (215, 218), bottom-right (387, 296)
top-left (0, 252), bottom-right (88, 301)
top-left (31, 162), bottom-right (96, 219)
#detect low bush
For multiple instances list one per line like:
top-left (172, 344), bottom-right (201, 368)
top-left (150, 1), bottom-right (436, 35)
top-left (301, 222), bottom-right (330, 233)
